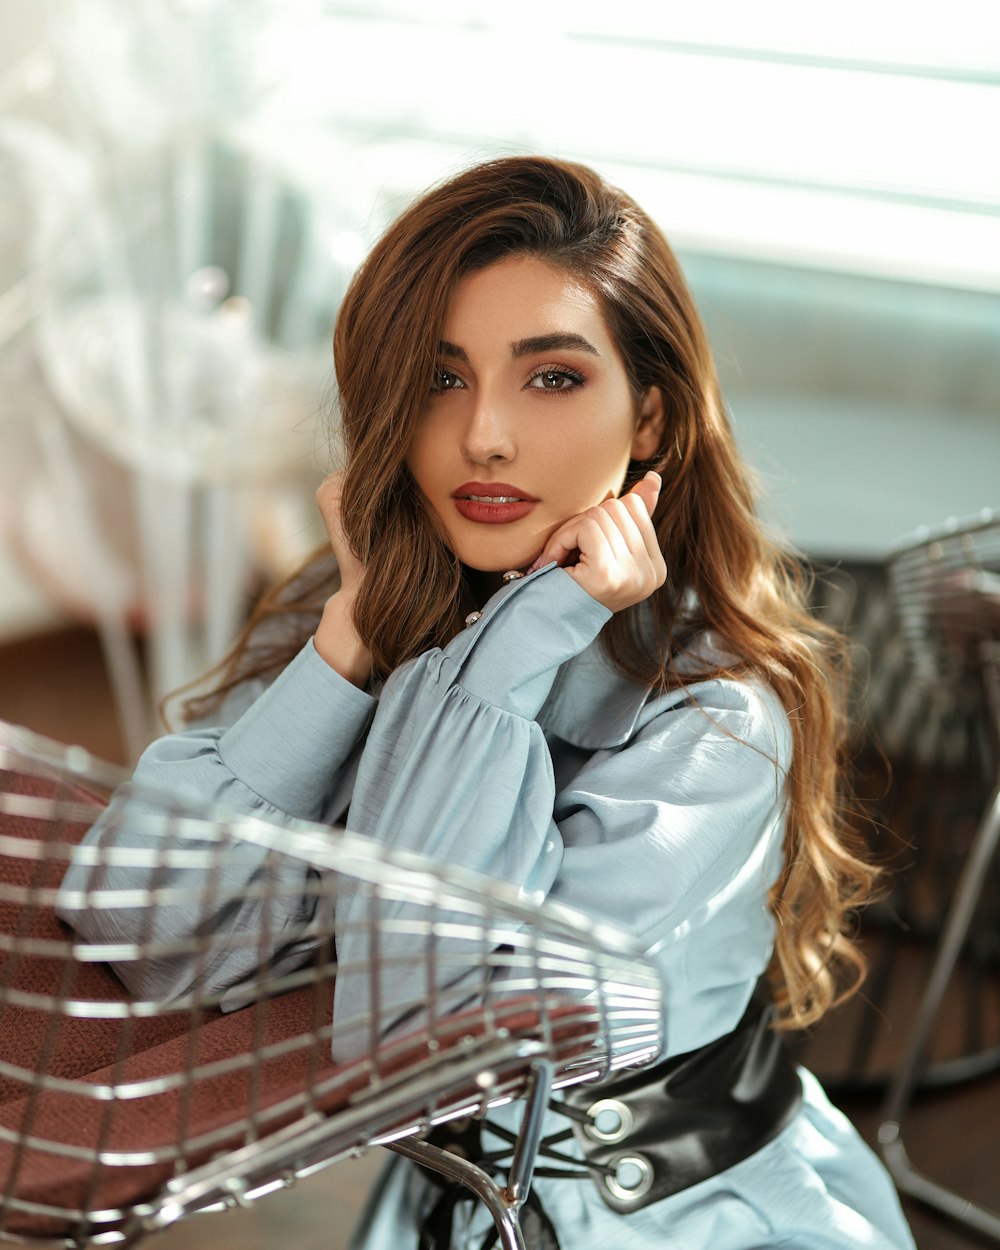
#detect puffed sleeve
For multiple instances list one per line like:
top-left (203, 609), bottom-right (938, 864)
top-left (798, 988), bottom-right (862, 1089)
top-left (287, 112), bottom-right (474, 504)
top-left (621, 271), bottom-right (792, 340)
top-left (330, 567), bottom-right (791, 1065)
top-left (56, 638), bottom-right (377, 1003)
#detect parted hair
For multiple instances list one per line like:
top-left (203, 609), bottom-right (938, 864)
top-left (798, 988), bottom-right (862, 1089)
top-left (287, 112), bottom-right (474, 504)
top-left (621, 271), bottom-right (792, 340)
top-left (185, 155), bottom-right (876, 1030)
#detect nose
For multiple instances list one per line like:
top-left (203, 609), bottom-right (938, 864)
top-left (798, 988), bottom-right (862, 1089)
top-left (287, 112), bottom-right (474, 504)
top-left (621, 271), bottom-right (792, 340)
top-left (460, 392), bottom-right (515, 466)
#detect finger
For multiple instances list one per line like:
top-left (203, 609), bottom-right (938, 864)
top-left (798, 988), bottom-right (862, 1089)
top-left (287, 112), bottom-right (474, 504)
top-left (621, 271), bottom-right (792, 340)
top-left (593, 497), bottom-right (642, 562)
top-left (565, 506), bottom-right (661, 607)
top-left (624, 470), bottom-right (661, 518)
top-left (618, 489), bottom-right (663, 563)
top-left (317, 471), bottom-right (344, 492)
top-left (315, 472), bottom-right (366, 588)
top-left (600, 499), bottom-right (665, 596)
top-left (529, 473), bottom-right (662, 574)
top-left (531, 494), bottom-right (643, 574)
top-left (531, 507), bottom-right (614, 572)
top-left (316, 468), bottom-right (346, 496)
top-left (532, 514), bottom-right (592, 570)
top-left (315, 472), bottom-right (346, 523)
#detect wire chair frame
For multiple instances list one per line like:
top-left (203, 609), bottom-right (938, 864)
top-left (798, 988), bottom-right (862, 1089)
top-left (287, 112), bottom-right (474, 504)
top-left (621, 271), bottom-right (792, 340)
top-left (879, 508), bottom-right (1000, 1240)
top-left (0, 719), bottom-right (663, 1250)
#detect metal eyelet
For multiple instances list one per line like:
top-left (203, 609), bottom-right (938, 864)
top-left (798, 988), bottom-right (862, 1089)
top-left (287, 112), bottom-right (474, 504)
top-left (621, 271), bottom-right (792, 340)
top-left (501, 569), bottom-right (524, 582)
top-left (603, 1153), bottom-right (655, 1205)
top-left (464, 611), bottom-right (482, 627)
top-left (583, 1098), bottom-right (634, 1144)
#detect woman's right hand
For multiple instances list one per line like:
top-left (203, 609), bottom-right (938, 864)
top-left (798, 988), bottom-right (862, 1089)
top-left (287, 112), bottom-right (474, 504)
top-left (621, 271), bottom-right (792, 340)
top-left (316, 471), bottom-right (366, 598)
top-left (314, 471), bottom-right (373, 687)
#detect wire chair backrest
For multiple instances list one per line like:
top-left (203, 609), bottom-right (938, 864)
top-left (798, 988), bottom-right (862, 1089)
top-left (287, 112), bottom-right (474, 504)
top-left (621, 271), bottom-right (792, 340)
top-left (0, 720), bottom-right (662, 1246)
top-left (888, 509), bottom-right (1000, 687)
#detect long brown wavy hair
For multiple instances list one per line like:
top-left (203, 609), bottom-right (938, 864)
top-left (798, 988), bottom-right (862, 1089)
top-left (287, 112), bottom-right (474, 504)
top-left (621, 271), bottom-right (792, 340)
top-left (184, 155), bottom-right (875, 1031)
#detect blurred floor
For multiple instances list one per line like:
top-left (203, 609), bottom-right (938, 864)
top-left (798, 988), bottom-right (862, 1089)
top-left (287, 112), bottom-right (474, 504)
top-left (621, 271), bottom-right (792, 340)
top-left (124, 1151), bottom-right (383, 1250)
top-left (2, 624), bottom-right (1000, 1250)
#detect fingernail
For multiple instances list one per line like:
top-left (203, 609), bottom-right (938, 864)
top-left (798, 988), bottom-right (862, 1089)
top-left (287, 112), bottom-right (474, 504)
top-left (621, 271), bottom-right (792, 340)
top-left (645, 470), bottom-right (661, 484)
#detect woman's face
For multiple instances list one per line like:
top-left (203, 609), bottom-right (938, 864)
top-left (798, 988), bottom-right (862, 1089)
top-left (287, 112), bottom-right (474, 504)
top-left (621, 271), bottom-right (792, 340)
top-left (406, 256), bottom-right (663, 574)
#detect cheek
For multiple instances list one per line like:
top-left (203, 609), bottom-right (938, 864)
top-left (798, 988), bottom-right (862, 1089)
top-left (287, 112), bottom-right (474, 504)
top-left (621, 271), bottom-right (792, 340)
top-left (569, 410), bottom-right (636, 480)
top-left (408, 405), bottom-right (458, 483)
top-left (405, 428), bottom-right (437, 492)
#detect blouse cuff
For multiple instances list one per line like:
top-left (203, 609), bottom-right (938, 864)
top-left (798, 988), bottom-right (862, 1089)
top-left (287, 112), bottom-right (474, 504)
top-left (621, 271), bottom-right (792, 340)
top-left (218, 638), bottom-right (376, 814)
top-left (450, 566), bottom-right (612, 720)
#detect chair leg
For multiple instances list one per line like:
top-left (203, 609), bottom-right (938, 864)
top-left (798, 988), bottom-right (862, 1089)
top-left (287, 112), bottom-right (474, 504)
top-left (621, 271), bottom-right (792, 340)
top-left (387, 1057), bottom-right (558, 1249)
top-left (878, 782), bottom-right (1000, 1239)
top-left (388, 1137), bottom-right (527, 1250)
top-left (503, 1058), bottom-right (556, 1212)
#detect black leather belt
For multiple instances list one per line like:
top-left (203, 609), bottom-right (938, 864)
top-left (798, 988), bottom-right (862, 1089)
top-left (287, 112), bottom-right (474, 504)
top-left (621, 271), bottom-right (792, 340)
top-left (417, 985), bottom-right (802, 1246)
top-left (563, 983), bottom-right (803, 1212)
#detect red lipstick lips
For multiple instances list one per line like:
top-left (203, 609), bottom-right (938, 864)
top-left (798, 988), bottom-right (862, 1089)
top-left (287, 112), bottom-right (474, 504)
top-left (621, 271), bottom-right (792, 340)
top-left (452, 481), bottom-right (539, 525)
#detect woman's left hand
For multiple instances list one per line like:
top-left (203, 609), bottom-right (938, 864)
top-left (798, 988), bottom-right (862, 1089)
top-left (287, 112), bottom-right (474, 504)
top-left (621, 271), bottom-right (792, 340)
top-left (528, 471), bottom-right (666, 612)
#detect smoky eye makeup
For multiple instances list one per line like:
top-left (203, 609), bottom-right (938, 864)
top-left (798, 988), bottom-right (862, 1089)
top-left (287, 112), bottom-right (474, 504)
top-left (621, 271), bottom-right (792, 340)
top-left (525, 364), bottom-right (587, 392)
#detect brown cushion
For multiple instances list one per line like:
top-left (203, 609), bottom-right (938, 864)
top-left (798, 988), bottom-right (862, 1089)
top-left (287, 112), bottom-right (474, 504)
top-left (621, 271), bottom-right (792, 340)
top-left (0, 986), bottom-right (595, 1238)
top-left (0, 768), bottom-right (215, 1106)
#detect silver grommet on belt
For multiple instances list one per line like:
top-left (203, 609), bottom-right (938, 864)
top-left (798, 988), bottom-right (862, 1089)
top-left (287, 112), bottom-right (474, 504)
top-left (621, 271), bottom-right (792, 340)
top-left (583, 1098), bottom-right (634, 1144)
top-left (603, 1153), bottom-right (654, 1205)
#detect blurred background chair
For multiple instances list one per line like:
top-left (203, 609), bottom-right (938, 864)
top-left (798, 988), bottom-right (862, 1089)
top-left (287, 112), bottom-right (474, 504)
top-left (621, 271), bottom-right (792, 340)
top-left (0, 120), bottom-right (366, 763)
top-left (0, 718), bottom-right (662, 1250)
top-left (877, 510), bottom-right (1000, 1239)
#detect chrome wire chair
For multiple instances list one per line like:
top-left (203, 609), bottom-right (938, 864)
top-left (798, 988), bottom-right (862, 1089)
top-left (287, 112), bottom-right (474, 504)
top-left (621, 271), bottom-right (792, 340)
top-left (0, 719), bottom-right (662, 1250)
top-left (879, 509), bottom-right (1000, 1239)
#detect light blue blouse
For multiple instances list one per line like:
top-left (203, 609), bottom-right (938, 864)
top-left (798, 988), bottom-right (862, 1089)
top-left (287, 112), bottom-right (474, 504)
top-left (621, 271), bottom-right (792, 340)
top-left (59, 565), bottom-right (914, 1249)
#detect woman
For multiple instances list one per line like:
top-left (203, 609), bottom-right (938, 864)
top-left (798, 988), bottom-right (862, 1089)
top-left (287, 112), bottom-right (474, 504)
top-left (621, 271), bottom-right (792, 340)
top-left (60, 156), bottom-right (914, 1248)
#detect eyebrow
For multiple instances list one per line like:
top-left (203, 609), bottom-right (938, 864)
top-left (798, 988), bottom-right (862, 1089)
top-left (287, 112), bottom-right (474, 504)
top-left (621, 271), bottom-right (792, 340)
top-left (511, 333), bottom-right (600, 358)
top-left (438, 340), bottom-right (470, 364)
top-left (437, 332), bottom-right (600, 363)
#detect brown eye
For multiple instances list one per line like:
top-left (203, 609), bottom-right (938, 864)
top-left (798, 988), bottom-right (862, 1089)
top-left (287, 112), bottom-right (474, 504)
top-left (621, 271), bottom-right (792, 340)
top-left (431, 368), bottom-right (463, 391)
top-left (528, 367), bottom-right (584, 392)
